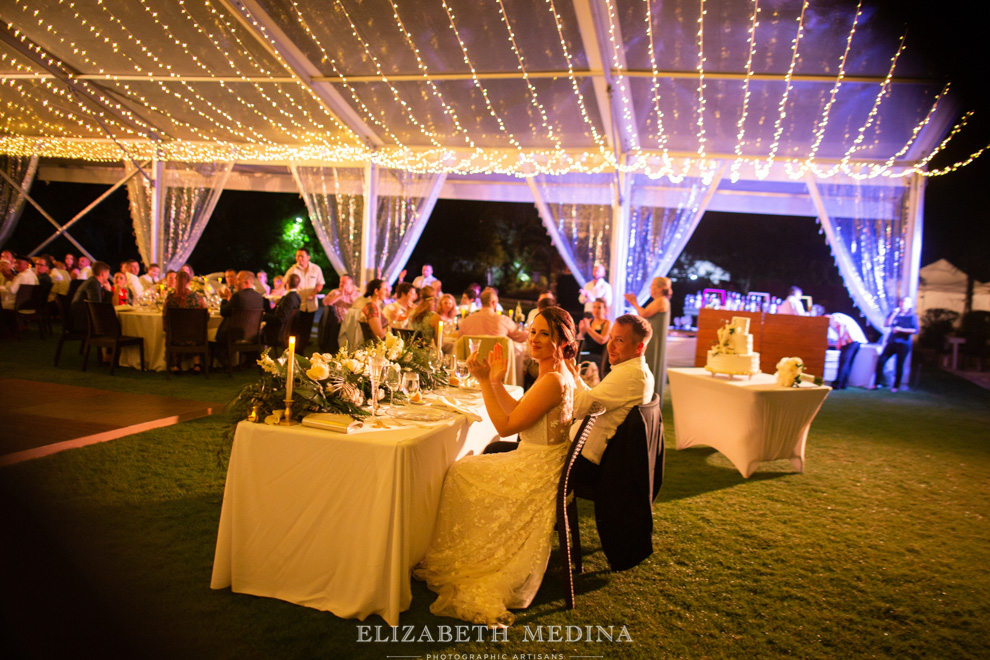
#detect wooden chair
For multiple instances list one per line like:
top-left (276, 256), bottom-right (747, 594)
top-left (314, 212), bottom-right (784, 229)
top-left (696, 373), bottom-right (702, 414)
top-left (391, 327), bottom-right (418, 343)
top-left (564, 394), bottom-right (664, 576)
top-left (53, 294), bottom-right (87, 367)
top-left (1, 284), bottom-right (35, 340)
top-left (556, 401), bottom-right (607, 609)
top-left (454, 334), bottom-right (515, 382)
top-left (82, 301), bottom-right (145, 374)
top-left (164, 307), bottom-right (210, 378)
top-left (221, 308), bottom-right (266, 376)
top-left (359, 321), bottom-right (377, 345)
top-left (317, 307), bottom-right (341, 354)
top-left (17, 282), bottom-right (53, 338)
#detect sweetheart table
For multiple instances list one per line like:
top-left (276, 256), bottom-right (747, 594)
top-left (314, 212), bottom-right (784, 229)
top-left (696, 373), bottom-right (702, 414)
top-left (668, 367), bottom-right (831, 478)
top-left (210, 388), bottom-right (515, 625)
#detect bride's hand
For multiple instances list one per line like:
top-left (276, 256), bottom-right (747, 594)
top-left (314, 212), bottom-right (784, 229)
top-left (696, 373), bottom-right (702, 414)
top-left (466, 350), bottom-right (490, 380)
top-left (486, 343), bottom-right (507, 383)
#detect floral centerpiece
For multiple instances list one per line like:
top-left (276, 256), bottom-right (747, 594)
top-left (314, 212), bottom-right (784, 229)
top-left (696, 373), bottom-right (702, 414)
top-left (220, 332), bottom-right (447, 462)
top-left (774, 357), bottom-right (824, 388)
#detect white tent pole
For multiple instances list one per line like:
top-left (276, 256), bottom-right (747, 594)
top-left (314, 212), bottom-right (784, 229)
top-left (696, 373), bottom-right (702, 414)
top-left (609, 166), bottom-right (631, 317)
top-left (903, 171), bottom-right (925, 303)
top-left (150, 159), bottom-right (166, 266)
top-left (361, 162), bottom-right (378, 286)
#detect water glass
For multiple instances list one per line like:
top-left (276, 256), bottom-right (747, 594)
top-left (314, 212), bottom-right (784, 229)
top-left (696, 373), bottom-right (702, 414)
top-left (401, 371), bottom-right (420, 403)
top-left (385, 364), bottom-right (401, 410)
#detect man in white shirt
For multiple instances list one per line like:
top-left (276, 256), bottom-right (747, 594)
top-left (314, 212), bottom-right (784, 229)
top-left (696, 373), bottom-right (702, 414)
top-left (412, 264), bottom-right (438, 289)
top-left (1, 255), bottom-right (40, 310)
top-left (578, 264), bottom-right (613, 315)
top-left (567, 314), bottom-right (655, 467)
top-left (458, 287), bottom-right (528, 343)
top-left (139, 263), bottom-right (161, 291)
top-left (778, 286), bottom-right (808, 315)
top-left (124, 260), bottom-right (144, 300)
top-left (284, 248), bottom-right (325, 352)
top-left (828, 312), bottom-right (868, 390)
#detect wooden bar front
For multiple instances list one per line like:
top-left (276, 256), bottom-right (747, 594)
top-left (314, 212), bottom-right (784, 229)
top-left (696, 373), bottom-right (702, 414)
top-left (695, 309), bottom-right (828, 378)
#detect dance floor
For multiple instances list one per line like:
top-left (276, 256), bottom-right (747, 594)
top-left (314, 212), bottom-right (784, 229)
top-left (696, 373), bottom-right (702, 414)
top-left (0, 378), bottom-right (221, 466)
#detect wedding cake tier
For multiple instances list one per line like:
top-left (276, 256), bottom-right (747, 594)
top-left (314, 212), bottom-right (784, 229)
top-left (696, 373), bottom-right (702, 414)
top-left (705, 316), bottom-right (761, 377)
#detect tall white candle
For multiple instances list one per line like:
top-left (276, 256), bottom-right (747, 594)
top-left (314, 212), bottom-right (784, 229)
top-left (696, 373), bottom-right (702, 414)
top-left (286, 336), bottom-right (296, 400)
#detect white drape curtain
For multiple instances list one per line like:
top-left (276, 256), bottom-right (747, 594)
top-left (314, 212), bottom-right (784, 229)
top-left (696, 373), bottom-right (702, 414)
top-left (374, 169), bottom-right (445, 283)
top-left (0, 154), bottom-right (39, 249)
top-left (531, 173), bottom-right (614, 287)
top-left (125, 160), bottom-right (232, 270)
top-left (626, 172), bottom-right (711, 299)
top-left (290, 165), bottom-right (365, 277)
top-left (816, 180), bottom-right (911, 330)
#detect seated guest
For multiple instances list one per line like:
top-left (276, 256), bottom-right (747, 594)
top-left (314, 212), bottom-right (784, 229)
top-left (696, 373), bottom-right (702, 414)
top-left (408, 286), bottom-right (441, 346)
top-left (1, 254), bottom-right (39, 310)
top-left (221, 269), bottom-right (238, 298)
top-left (180, 263), bottom-right (195, 279)
top-left (215, 271), bottom-right (266, 350)
top-left (255, 271), bottom-right (271, 296)
top-left (162, 270), bottom-right (208, 372)
top-left (262, 274), bottom-right (300, 348)
top-left (125, 260), bottom-right (144, 299)
top-left (458, 285), bottom-right (481, 315)
top-left (51, 258), bottom-right (72, 297)
top-left (269, 275), bottom-right (286, 300)
top-left (76, 256), bottom-right (93, 280)
top-left (323, 273), bottom-right (359, 322)
top-left (0, 250), bottom-right (14, 283)
top-left (111, 272), bottom-right (133, 306)
top-left (578, 298), bottom-right (611, 371)
top-left (437, 293), bottom-right (458, 322)
top-left (70, 260), bottom-right (111, 330)
top-left (828, 311), bottom-right (867, 390)
top-left (526, 291), bottom-right (556, 326)
top-left (140, 263), bottom-right (161, 290)
top-left (384, 282), bottom-right (418, 329)
top-left (34, 256), bottom-right (54, 290)
top-left (458, 287), bottom-right (528, 343)
top-left (63, 253), bottom-right (75, 273)
top-left (163, 270), bottom-right (178, 292)
top-left (358, 278), bottom-right (391, 342)
top-left (778, 286), bottom-right (808, 315)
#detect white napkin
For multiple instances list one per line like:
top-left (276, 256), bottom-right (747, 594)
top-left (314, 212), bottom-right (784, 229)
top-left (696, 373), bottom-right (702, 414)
top-left (434, 396), bottom-right (483, 423)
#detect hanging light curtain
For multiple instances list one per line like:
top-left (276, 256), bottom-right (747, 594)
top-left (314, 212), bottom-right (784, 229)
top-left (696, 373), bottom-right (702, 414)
top-left (375, 169), bottom-right (445, 283)
top-left (816, 180), bottom-right (910, 330)
top-left (0, 154), bottom-right (39, 249)
top-left (290, 165), bottom-right (365, 277)
top-left (531, 173), bottom-right (614, 287)
top-left (626, 172), bottom-right (711, 299)
top-left (126, 160), bottom-right (232, 270)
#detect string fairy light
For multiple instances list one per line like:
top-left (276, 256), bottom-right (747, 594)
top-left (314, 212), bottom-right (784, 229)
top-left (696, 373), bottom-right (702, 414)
top-left (728, 0), bottom-right (760, 183)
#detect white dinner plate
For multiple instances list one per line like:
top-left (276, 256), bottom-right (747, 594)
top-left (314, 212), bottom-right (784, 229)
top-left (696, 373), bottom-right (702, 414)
top-left (391, 408), bottom-right (455, 423)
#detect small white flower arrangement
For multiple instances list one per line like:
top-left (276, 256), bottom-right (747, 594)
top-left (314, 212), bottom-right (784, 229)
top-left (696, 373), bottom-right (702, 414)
top-left (774, 357), bottom-right (824, 387)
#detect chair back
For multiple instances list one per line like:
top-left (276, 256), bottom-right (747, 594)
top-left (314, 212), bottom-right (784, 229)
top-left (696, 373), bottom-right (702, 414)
top-left (165, 307), bottom-right (209, 345)
top-left (26, 283), bottom-right (52, 312)
top-left (279, 308), bottom-right (300, 347)
top-left (392, 327), bottom-right (417, 343)
top-left (359, 321), bottom-right (376, 344)
top-left (66, 278), bottom-right (84, 302)
top-left (86, 301), bottom-right (122, 338)
top-left (55, 295), bottom-right (75, 331)
top-left (556, 401), bottom-right (606, 610)
top-left (13, 284), bottom-right (37, 312)
top-left (228, 308), bottom-right (264, 344)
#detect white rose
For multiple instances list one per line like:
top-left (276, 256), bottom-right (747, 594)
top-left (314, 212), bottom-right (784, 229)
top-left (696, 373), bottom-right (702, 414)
top-left (306, 362), bottom-right (330, 381)
top-left (344, 358), bottom-right (364, 374)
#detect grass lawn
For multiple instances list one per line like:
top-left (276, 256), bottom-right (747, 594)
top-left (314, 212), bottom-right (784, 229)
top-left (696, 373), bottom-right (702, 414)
top-left (2, 334), bottom-right (989, 659)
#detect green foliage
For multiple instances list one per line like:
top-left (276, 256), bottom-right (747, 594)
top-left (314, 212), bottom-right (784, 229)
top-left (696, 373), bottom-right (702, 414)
top-left (265, 215), bottom-right (333, 276)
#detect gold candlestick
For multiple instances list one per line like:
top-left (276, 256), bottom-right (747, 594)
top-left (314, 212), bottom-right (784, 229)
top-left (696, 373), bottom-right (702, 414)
top-left (280, 397), bottom-right (299, 425)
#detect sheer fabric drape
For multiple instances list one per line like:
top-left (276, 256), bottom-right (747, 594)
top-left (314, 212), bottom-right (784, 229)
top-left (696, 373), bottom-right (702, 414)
top-left (375, 169), bottom-right (445, 283)
top-left (817, 181), bottom-right (910, 330)
top-left (291, 165), bottom-right (443, 281)
top-left (126, 160), bottom-right (232, 270)
top-left (531, 173), bottom-right (614, 287)
top-left (290, 165), bottom-right (365, 277)
top-left (0, 154), bottom-right (39, 248)
top-left (626, 172), bottom-right (710, 299)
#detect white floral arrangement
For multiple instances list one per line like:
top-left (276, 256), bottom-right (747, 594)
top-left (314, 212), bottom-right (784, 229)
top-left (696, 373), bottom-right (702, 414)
top-left (774, 357), bottom-right (824, 388)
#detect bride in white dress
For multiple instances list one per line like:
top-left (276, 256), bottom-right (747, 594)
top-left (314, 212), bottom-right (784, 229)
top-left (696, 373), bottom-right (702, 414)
top-left (414, 307), bottom-right (577, 626)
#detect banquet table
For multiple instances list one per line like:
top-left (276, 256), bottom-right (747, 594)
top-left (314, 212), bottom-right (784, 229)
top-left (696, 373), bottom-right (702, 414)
top-left (115, 307), bottom-right (221, 372)
top-left (668, 368), bottom-right (831, 478)
top-left (210, 387), bottom-right (517, 625)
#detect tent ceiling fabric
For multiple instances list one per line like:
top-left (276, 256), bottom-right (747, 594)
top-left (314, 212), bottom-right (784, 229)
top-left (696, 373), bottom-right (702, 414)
top-left (0, 0), bottom-right (966, 181)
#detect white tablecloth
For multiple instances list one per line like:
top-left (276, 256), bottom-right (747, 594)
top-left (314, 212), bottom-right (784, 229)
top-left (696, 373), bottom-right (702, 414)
top-left (210, 388), bottom-right (517, 625)
top-left (116, 309), bottom-right (221, 372)
top-left (668, 368), bottom-right (831, 478)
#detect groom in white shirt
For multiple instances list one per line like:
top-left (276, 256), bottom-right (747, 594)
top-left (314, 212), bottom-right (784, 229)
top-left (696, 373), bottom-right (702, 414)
top-left (566, 313), bottom-right (654, 480)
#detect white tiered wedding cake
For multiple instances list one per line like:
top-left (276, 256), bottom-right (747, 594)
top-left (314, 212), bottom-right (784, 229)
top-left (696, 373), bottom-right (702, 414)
top-left (705, 316), bottom-right (761, 377)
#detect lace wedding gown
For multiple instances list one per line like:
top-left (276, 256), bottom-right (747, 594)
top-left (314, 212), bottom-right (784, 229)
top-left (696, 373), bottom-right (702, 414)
top-left (415, 371), bottom-right (575, 626)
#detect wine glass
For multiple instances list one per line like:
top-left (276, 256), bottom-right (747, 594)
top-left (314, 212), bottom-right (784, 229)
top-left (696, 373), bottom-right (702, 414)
top-left (384, 363), bottom-right (401, 411)
top-left (468, 338), bottom-right (482, 357)
top-left (442, 353), bottom-right (456, 379)
top-left (368, 355), bottom-right (386, 416)
top-left (401, 371), bottom-right (420, 404)
top-left (455, 360), bottom-right (470, 386)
